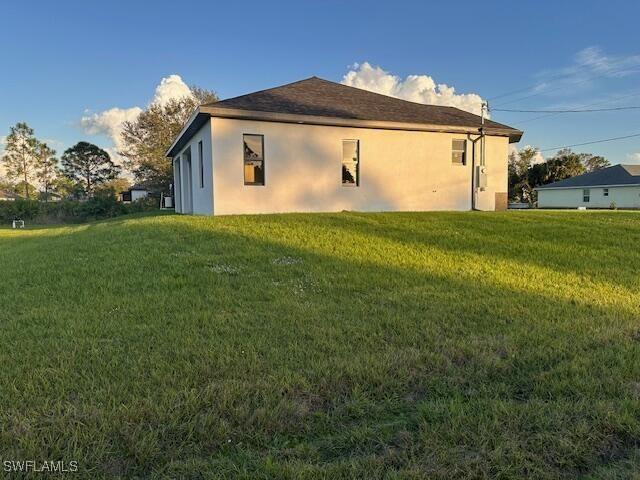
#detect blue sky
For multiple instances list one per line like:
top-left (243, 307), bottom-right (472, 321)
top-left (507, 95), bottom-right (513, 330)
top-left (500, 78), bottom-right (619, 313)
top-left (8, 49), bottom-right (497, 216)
top-left (1, 0), bottom-right (639, 164)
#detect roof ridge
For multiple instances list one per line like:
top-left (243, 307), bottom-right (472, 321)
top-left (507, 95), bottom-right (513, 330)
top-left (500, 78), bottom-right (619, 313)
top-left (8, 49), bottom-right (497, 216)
top-left (311, 76), bottom-right (465, 111)
top-left (207, 76), bottom-right (516, 129)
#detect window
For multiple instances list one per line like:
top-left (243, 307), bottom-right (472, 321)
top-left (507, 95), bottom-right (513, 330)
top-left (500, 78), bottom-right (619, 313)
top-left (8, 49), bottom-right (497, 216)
top-left (603, 188), bottom-right (609, 197)
top-left (198, 141), bottom-right (204, 188)
top-left (452, 139), bottom-right (466, 165)
top-left (243, 134), bottom-right (264, 185)
top-left (342, 140), bottom-right (359, 186)
top-left (583, 189), bottom-right (590, 202)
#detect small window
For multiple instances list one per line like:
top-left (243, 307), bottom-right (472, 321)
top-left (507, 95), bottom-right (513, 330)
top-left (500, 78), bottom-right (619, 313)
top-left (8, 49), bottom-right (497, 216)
top-left (583, 189), bottom-right (590, 203)
top-left (603, 188), bottom-right (609, 197)
top-left (342, 140), bottom-right (359, 186)
top-left (198, 141), bottom-right (204, 188)
top-left (452, 139), bottom-right (466, 165)
top-left (243, 134), bottom-right (264, 185)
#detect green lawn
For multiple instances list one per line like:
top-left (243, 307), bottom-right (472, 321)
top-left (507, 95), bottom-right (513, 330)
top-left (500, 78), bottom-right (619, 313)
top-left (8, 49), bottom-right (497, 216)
top-left (1, 211), bottom-right (639, 479)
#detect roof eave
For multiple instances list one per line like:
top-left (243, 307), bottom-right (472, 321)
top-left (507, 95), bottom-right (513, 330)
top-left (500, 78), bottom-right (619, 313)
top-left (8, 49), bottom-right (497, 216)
top-left (202, 106), bottom-right (522, 141)
top-left (165, 107), bottom-right (209, 158)
top-left (536, 183), bottom-right (640, 191)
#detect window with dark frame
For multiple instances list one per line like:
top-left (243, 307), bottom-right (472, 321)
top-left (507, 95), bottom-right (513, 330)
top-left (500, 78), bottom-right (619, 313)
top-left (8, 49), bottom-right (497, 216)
top-left (452, 139), bottom-right (466, 165)
top-left (243, 134), bottom-right (265, 185)
top-left (583, 189), bottom-right (590, 202)
top-left (198, 141), bottom-right (204, 188)
top-left (603, 188), bottom-right (609, 197)
top-left (342, 140), bottom-right (359, 186)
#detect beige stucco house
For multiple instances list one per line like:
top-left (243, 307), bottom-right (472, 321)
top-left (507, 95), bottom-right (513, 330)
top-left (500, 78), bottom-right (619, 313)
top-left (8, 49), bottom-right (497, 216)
top-left (166, 77), bottom-right (522, 215)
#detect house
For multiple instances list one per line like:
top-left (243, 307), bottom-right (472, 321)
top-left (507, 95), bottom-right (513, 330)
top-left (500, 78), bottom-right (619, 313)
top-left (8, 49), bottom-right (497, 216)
top-left (536, 164), bottom-right (640, 209)
top-left (119, 185), bottom-right (149, 203)
top-left (0, 190), bottom-right (21, 201)
top-left (39, 191), bottom-right (63, 202)
top-left (166, 77), bottom-right (523, 215)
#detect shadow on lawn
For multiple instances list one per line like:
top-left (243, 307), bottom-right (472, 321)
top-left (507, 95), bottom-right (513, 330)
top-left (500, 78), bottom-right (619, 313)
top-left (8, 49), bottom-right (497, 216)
top-left (1, 213), bottom-right (639, 478)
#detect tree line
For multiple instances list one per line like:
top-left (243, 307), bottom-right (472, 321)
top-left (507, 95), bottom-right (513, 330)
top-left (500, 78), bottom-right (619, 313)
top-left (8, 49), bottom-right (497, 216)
top-left (1, 86), bottom-right (217, 201)
top-left (508, 147), bottom-right (610, 204)
top-left (1, 123), bottom-right (122, 200)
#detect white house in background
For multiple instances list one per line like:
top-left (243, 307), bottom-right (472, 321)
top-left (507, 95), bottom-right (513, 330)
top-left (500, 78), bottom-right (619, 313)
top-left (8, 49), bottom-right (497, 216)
top-left (166, 77), bottom-right (522, 215)
top-left (0, 190), bottom-right (20, 201)
top-left (536, 164), bottom-right (640, 209)
top-left (119, 184), bottom-right (149, 203)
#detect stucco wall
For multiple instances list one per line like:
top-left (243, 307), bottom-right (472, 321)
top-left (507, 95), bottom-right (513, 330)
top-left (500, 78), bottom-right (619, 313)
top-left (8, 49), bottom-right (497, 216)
top-left (210, 118), bottom-right (509, 215)
top-left (173, 121), bottom-right (213, 215)
top-left (538, 186), bottom-right (640, 209)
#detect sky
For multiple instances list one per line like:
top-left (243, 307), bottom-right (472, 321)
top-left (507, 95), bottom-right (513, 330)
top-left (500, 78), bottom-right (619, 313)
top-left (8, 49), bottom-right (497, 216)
top-left (1, 0), bottom-right (640, 168)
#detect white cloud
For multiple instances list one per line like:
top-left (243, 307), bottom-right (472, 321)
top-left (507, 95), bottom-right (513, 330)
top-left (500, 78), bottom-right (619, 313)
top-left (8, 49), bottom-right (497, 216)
top-left (525, 47), bottom-right (640, 99)
top-left (151, 74), bottom-right (194, 106)
top-left (80, 106), bottom-right (143, 156)
top-left (574, 46), bottom-right (640, 78)
top-left (341, 62), bottom-right (486, 116)
top-left (80, 74), bottom-right (194, 164)
top-left (509, 144), bottom-right (545, 165)
top-left (626, 152), bottom-right (640, 164)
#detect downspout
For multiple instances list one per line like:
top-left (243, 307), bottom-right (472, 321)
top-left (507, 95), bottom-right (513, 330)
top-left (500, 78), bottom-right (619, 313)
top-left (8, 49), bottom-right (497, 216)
top-left (467, 133), bottom-right (482, 210)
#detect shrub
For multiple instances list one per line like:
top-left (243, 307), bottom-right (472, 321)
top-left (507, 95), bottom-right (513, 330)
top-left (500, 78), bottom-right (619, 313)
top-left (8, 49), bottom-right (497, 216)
top-left (0, 197), bottom-right (158, 225)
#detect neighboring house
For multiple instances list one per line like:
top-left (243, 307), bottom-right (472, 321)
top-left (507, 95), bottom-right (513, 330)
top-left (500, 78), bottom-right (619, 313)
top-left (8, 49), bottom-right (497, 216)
top-left (166, 77), bottom-right (522, 215)
top-left (0, 190), bottom-right (21, 201)
top-left (536, 164), bottom-right (640, 209)
top-left (39, 192), bottom-right (63, 202)
top-left (119, 185), bottom-right (149, 203)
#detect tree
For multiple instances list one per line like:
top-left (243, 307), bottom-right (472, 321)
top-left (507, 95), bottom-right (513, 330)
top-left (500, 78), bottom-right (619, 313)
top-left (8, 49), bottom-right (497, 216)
top-left (120, 87), bottom-right (217, 193)
top-left (508, 146), bottom-right (540, 203)
top-left (581, 153), bottom-right (610, 172)
top-left (0, 176), bottom-right (14, 193)
top-left (2, 122), bottom-right (37, 198)
top-left (94, 177), bottom-right (131, 199)
top-left (526, 148), bottom-right (611, 192)
top-left (34, 141), bottom-right (59, 202)
top-left (51, 176), bottom-right (82, 200)
top-left (545, 149), bottom-right (585, 181)
top-left (526, 148), bottom-right (583, 190)
top-left (13, 181), bottom-right (39, 199)
top-left (61, 142), bottom-right (120, 197)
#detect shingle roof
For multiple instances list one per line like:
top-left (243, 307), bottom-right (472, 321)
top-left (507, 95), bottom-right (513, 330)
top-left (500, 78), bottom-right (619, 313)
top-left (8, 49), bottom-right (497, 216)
top-left (204, 77), bottom-right (521, 137)
top-left (0, 190), bottom-right (20, 199)
top-left (167, 76), bottom-right (523, 157)
top-left (536, 164), bottom-right (640, 189)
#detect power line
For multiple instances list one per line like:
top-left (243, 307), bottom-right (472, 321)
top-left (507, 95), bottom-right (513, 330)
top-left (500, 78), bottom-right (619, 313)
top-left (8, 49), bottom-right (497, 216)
top-left (511, 91), bottom-right (640, 126)
top-left (484, 59), bottom-right (631, 101)
top-left (539, 132), bottom-right (640, 152)
top-left (486, 67), bottom-right (592, 101)
top-left (491, 63), bottom-right (640, 108)
top-left (493, 106), bottom-right (640, 113)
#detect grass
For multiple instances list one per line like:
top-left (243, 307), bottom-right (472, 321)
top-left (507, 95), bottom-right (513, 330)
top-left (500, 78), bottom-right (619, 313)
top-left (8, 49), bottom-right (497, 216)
top-left (0, 210), bottom-right (639, 479)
